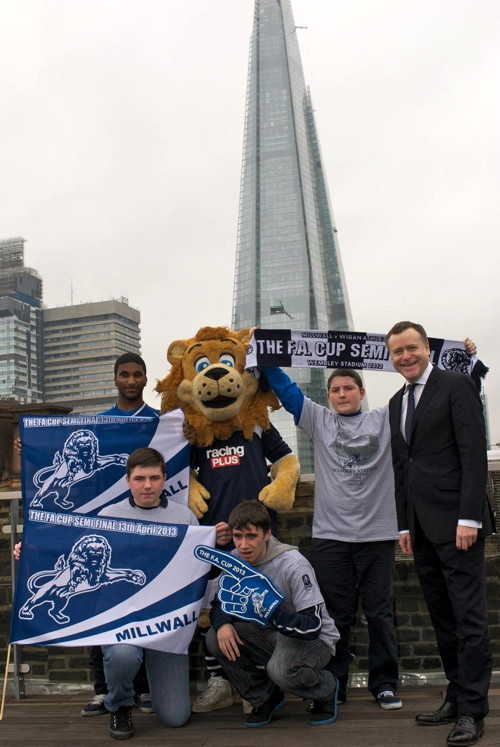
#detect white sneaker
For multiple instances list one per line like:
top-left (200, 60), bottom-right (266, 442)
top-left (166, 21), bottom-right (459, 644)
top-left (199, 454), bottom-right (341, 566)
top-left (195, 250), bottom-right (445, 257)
top-left (377, 690), bottom-right (403, 710)
top-left (192, 677), bottom-right (233, 713)
top-left (81, 694), bottom-right (107, 716)
top-left (134, 693), bottom-right (154, 713)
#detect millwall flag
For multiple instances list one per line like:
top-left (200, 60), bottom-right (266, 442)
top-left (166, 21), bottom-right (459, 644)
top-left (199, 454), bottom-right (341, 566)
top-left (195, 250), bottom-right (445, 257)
top-left (10, 410), bottom-right (211, 653)
top-left (10, 521), bottom-right (214, 653)
top-left (19, 410), bottom-right (189, 515)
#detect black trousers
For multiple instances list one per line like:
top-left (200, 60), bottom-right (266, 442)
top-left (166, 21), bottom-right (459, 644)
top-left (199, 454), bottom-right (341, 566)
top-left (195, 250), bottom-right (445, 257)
top-left (89, 645), bottom-right (149, 696)
top-left (412, 525), bottom-right (492, 717)
top-left (310, 538), bottom-right (398, 699)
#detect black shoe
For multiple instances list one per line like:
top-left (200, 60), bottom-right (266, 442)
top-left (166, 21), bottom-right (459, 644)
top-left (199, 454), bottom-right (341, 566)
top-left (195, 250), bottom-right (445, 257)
top-left (416, 701), bottom-right (458, 725)
top-left (244, 686), bottom-right (287, 728)
top-left (447, 715), bottom-right (485, 746)
top-left (109, 706), bottom-right (134, 740)
top-left (308, 676), bottom-right (339, 726)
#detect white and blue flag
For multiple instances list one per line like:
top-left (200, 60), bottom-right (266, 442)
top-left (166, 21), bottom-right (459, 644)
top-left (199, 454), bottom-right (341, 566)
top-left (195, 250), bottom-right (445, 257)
top-left (19, 410), bottom-right (189, 515)
top-left (10, 412), bottom-right (214, 654)
top-left (11, 521), bottom-right (214, 653)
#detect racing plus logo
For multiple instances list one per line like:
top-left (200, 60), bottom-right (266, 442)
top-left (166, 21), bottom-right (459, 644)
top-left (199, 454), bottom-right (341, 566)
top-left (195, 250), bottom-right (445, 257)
top-left (207, 445), bottom-right (244, 469)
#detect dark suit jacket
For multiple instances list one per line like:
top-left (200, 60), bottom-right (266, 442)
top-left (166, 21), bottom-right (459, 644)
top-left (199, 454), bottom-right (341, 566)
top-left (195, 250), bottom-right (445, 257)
top-left (389, 366), bottom-right (493, 544)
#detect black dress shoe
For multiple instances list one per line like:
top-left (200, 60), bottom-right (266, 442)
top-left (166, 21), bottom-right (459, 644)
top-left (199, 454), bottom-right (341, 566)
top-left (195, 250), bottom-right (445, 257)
top-left (447, 714), bottom-right (484, 746)
top-left (416, 701), bottom-right (458, 725)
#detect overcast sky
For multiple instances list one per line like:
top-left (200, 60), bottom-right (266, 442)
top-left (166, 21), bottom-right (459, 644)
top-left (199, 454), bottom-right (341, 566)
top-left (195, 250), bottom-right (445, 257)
top-left (1, 1), bottom-right (499, 443)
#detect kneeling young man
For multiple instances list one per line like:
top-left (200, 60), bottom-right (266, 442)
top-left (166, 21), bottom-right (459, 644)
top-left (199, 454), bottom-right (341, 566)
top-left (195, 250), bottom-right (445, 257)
top-left (98, 447), bottom-right (230, 740)
top-left (206, 501), bottom-right (340, 728)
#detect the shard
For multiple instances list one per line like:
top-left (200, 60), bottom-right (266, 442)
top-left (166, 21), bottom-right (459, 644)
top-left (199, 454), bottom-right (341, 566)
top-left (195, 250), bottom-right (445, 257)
top-left (232, 0), bottom-right (354, 471)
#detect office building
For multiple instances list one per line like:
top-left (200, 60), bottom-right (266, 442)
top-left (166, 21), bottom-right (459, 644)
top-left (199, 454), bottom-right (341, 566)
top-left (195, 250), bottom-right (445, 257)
top-left (0, 237), bottom-right (43, 403)
top-left (232, 0), bottom-right (354, 471)
top-left (43, 298), bottom-right (141, 414)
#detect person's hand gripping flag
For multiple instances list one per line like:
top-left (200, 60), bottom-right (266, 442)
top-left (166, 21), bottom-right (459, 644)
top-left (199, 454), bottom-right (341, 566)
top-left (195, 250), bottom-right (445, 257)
top-left (194, 545), bottom-right (283, 626)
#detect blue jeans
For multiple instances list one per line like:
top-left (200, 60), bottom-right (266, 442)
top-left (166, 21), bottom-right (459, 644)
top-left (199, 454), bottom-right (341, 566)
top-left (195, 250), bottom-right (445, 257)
top-left (102, 644), bottom-right (191, 727)
top-left (88, 645), bottom-right (149, 696)
top-left (206, 621), bottom-right (335, 707)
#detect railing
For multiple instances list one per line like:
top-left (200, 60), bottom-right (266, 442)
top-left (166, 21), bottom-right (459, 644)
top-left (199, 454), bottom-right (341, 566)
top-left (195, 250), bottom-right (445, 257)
top-left (1, 491), bottom-right (25, 699)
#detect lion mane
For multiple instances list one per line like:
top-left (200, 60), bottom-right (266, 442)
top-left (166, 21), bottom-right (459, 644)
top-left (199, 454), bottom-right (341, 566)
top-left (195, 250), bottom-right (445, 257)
top-left (60, 430), bottom-right (99, 478)
top-left (155, 326), bottom-right (281, 446)
top-left (65, 534), bottom-right (112, 588)
top-left (440, 347), bottom-right (471, 374)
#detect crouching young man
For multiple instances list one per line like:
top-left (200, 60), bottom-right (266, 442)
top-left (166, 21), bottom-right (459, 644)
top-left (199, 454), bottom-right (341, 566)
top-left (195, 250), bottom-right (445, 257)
top-left (206, 501), bottom-right (340, 727)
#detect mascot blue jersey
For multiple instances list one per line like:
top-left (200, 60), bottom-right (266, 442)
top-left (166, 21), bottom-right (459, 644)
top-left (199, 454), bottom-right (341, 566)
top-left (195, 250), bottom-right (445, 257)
top-left (192, 424), bottom-right (291, 529)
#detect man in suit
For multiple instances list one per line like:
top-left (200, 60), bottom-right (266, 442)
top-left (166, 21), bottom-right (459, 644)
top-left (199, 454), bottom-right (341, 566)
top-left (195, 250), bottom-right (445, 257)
top-left (385, 321), bottom-right (493, 747)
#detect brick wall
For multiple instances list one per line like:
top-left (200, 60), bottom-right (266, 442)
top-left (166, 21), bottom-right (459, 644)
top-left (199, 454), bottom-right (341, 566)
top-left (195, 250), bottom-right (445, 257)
top-left (1, 476), bottom-right (499, 689)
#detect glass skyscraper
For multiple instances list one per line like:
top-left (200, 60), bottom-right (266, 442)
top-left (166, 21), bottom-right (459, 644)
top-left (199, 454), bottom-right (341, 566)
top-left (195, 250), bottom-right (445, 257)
top-left (232, 0), bottom-right (354, 472)
top-left (0, 237), bottom-right (43, 403)
top-left (0, 236), bottom-right (142, 413)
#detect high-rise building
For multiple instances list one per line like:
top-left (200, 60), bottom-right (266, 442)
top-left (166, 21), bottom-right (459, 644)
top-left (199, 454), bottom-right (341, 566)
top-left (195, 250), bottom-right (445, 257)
top-left (232, 0), bottom-right (354, 471)
top-left (0, 237), bottom-right (44, 403)
top-left (0, 237), bottom-right (144, 413)
top-left (43, 299), bottom-right (141, 414)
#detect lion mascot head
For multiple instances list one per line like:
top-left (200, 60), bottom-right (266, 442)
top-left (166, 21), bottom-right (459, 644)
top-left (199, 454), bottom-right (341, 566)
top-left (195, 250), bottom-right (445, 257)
top-left (155, 326), bottom-right (281, 446)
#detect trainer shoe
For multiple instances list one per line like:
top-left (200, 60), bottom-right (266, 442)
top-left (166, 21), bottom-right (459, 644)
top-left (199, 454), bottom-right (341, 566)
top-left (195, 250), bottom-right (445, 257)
top-left (134, 692), bottom-right (154, 713)
top-left (81, 693), bottom-right (107, 716)
top-left (309, 677), bottom-right (339, 726)
top-left (244, 686), bottom-right (287, 728)
top-left (109, 706), bottom-right (134, 740)
top-left (191, 676), bottom-right (233, 713)
top-left (377, 690), bottom-right (403, 710)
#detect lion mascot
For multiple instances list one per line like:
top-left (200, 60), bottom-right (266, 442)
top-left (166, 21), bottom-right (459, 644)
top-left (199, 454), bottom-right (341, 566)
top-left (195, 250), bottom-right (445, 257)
top-left (155, 326), bottom-right (300, 523)
top-left (156, 326), bottom-right (300, 711)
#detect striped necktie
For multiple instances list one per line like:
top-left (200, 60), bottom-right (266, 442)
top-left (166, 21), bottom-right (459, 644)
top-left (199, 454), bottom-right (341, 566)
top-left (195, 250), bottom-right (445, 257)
top-left (405, 384), bottom-right (416, 444)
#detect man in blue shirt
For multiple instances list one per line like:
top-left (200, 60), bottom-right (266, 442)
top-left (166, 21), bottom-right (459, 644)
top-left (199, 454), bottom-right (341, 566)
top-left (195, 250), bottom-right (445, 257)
top-left (16, 351), bottom-right (160, 716)
top-left (100, 353), bottom-right (160, 419)
top-left (84, 352), bottom-right (160, 716)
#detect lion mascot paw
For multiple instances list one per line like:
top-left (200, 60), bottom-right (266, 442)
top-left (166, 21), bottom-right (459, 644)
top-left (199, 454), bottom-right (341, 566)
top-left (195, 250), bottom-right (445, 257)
top-left (258, 454), bottom-right (299, 512)
top-left (156, 326), bottom-right (299, 520)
